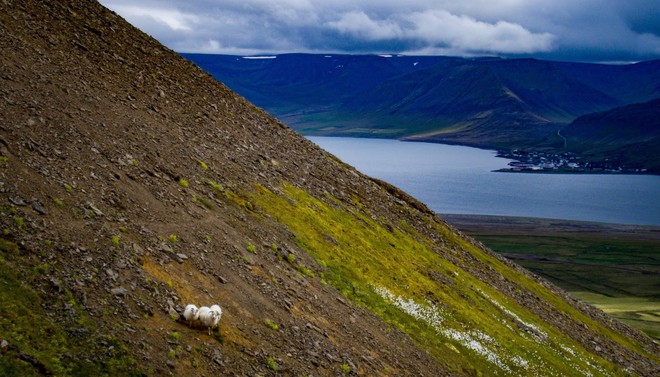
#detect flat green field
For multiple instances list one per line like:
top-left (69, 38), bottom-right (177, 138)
top-left (443, 214), bottom-right (660, 341)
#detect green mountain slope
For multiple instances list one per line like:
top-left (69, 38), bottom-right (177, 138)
top-left (562, 98), bottom-right (660, 172)
top-left (0, 1), bottom-right (658, 376)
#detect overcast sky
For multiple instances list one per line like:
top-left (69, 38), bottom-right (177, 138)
top-left (99, 0), bottom-right (660, 62)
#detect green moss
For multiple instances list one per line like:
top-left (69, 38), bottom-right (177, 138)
top-left (111, 236), bottom-right (120, 247)
top-left (205, 180), bottom-right (223, 195)
top-left (264, 319), bottom-right (279, 331)
top-left (193, 196), bottom-right (214, 209)
top-left (296, 264), bottom-right (315, 278)
top-left (266, 356), bottom-right (278, 371)
top-left (168, 331), bottom-right (181, 341)
top-left (168, 234), bottom-right (177, 243)
top-left (0, 259), bottom-right (141, 376)
top-left (225, 189), bottom-right (253, 210)
top-left (246, 243), bottom-right (256, 254)
top-left (197, 159), bottom-right (208, 170)
top-left (340, 363), bottom-right (351, 375)
top-left (248, 183), bottom-right (629, 376)
top-left (177, 179), bottom-right (189, 188)
top-left (64, 184), bottom-right (73, 192)
top-left (0, 156), bottom-right (7, 164)
top-left (0, 238), bottom-right (19, 253)
top-left (13, 217), bottom-right (24, 229)
top-left (51, 197), bottom-right (63, 206)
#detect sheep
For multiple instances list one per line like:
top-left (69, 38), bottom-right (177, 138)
top-left (197, 306), bottom-right (211, 324)
top-left (199, 305), bottom-right (222, 335)
top-left (210, 304), bottom-right (222, 319)
top-left (183, 304), bottom-right (199, 327)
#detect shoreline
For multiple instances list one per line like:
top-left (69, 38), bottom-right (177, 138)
top-left (440, 213), bottom-right (660, 239)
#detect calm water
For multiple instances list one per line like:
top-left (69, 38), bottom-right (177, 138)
top-left (309, 137), bottom-right (660, 226)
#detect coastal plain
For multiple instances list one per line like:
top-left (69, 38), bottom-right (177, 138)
top-left (444, 214), bottom-right (660, 340)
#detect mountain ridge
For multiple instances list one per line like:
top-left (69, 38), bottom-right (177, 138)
top-left (1, 1), bottom-right (658, 376)
top-left (186, 53), bottom-right (660, 170)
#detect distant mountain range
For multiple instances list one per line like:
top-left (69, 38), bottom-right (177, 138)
top-left (562, 98), bottom-right (660, 172)
top-left (183, 53), bottom-right (660, 172)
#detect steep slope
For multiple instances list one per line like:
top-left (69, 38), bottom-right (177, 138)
top-left (0, 1), bottom-right (658, 376)
top-left (562, 98), bottom-right (660, 172)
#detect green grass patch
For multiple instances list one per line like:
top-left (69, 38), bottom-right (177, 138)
top-left (111, 236), bottom-right (120, 248)
top-left (264, 319), bottom-right (279, 331)
top-left (177, 179), bottom-right (189, 188)
top-left (0, 259), bottom-right (140, 376)
top-left (0, 238), bottom-right (19, 253)
top-left (248, 183), bottom-right (630, 376)
top-left (473, 233), bottom-right (660, 340)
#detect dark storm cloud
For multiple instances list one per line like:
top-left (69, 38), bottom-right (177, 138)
top-left (99, 0), bottom-right (660, 62)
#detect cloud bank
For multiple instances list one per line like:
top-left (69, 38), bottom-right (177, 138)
top-left (99, 0), bottom-right (660, 62)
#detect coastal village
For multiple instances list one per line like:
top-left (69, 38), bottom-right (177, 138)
top-left (495, 150), bottom-right (648, 174)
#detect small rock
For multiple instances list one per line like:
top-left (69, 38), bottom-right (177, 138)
top-left (111, 287), bottom-right (128, 296)
top-left (1, 339), bottom-right (8, 352)
top-left (87, 202), bottom-right (104, 216)
top-left (217, 276), bottom-right (228, 284)
top-left (176, 253), bottom-right (188, 260)
top-left (166, 360), bottom-right (175, 369)
top-left (9, 196), bottom-right (27, 206)
top-left (106, 269), bottom-right (118, 281)
top-left (32, 200), bottom-right (47, 215)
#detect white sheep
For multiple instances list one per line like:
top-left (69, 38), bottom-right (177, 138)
top-left (200, 305), bottom-right (222, 335)
top-left (210, 304), bottom-right (222, 319)
top-left (183, 304), bottom-right (199, 327)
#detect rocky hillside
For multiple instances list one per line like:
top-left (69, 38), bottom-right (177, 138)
top-left (0, 1), bottom-right (658, 376)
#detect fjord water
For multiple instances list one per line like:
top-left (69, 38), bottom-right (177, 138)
top-left (309, 137), bottom-right (660, 226)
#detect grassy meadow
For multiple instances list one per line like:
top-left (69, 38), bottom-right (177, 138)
top-left (444, 215), bottom-right (660, 341)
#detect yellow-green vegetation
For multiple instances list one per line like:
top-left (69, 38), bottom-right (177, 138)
top-left (197, 159), bottom-right (208, 170)
top-left (192, 196), bottom-right (214, 209)
top-left (168, 234), bottom-right (177, 243)
top-left (64, 184), bottom-right (73, 192)
top-left (13, 216), bottom-right (24, 229)
top-left (296, 264), bottom-right (315, 278)
top-left (246, 243), bottom-right (256, 254)
top-left (111, 235), bottom-right (120, 247)
top-left (205, 179), bottom-right (223, 195)
top-left (0, 258), bottom-right (139, 375)
top-left (0, 156), bottom-right (8, 164)
top-left (572, 292), bottom-right (660, 341)
top-left (0, 238), bottom-right (19, 253)
top-left (247, 183), bottom-right (647, 376)
top-left (168, 331), bottom-right (181, 341)
top-left (340, 363), bottom-right (351, 374)
top-left (51, 197), bottom-right (63, 206)
top-left (225, 189), bottom-right (253, 210)
top-left (177, 179), bottom-right (189, 188)
top-left (264, 319), bottom-right (279, 331)
top-left (266, 356), bottom-right (278, 371)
